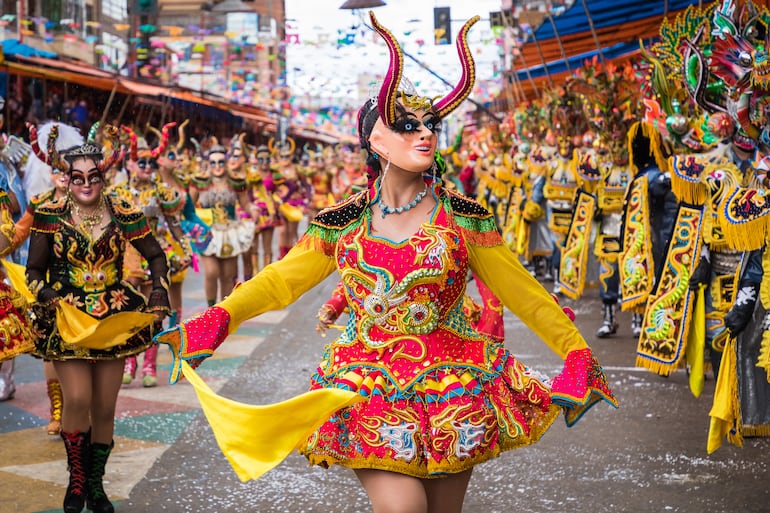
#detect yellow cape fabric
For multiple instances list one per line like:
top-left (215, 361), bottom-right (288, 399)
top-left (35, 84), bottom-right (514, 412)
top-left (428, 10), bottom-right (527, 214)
top-left (685, 285), bottom-right (706, 398)
top-left (279, 202), bottom-right (304, 222)
top-left (707, 335), bottom-right (741, 454)
top-left (56, 301), bottom-right (156, 349)
top-left (180, 361), bottom-right (364, 482)
top-left (2, 260), bottom-right (34, 303)
top-left (195, 207), bottom-right (213, 226)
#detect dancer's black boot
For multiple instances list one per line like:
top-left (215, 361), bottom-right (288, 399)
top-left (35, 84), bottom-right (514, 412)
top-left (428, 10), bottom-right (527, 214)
top-left (61, 430), bottom-right (89, 513)
top-left (86, 440), bottom-right (115, 513)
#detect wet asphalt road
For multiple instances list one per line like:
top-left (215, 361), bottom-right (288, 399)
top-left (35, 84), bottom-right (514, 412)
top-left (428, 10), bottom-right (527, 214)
top-left (119, 272), bottom-right (770, 513)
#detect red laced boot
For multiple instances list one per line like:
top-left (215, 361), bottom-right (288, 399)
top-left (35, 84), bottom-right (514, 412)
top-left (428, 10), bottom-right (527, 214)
top-left (61, 430), bottom-right (89, 513)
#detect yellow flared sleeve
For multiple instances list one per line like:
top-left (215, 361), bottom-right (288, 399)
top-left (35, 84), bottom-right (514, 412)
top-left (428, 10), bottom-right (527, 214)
top-left (219, 244), bottom-right (338, 333)
top-left (181, 361), bottom-right (364, 482)
top-left (468, 243), bottom-right (588, 358)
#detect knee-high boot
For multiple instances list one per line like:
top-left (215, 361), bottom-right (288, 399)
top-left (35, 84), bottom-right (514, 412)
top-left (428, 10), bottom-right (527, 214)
top-left (122, 356), bottom-right (137, 385)
top-left (46, 379), bottom-right (63, 435)
top-left (141, 344), bottom-right (159, 388)
top-left (61, 430), bottom-right (89, 513)
top-left (86, 441), bottom-right (115, 513)
top-left (279, 245), bottom-right (290, 259)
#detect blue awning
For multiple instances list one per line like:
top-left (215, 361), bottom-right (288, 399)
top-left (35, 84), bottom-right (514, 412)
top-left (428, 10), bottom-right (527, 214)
top-left (2, 39), bottom-right (57, 59)
top-left (530, 0), bottom-right (699, 41)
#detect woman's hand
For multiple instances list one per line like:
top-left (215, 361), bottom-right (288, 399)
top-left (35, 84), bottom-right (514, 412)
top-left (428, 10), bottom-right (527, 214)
top-left (154, 306), bottom-right (232, 384)
top-left (316, 304), bottom-right (339, 337)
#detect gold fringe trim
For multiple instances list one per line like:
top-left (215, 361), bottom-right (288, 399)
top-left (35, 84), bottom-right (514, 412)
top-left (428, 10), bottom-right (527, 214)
top-left (742, 424), bottom-right (770, 437)
top-left (634, 355), bottom-right (683, 377)
top-left (757, 329), bottom-right (770, 382)
top-left (761, 246), bottom-right (770, 310)
top-left (620, 301), bottom-right (646, 313)
top-left (670, 155), bottom-right (707, 206)
top-left (718, 219), bottom-right (769, 252)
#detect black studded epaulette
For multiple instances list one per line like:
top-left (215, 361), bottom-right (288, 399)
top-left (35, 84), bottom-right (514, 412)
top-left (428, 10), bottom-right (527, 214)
top-left (446, 188), bottom-right (492, 219)
top-left (313, 190), bottom-right (368, 229)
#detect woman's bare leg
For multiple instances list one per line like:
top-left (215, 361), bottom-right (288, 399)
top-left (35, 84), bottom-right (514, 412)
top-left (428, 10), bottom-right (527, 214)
top-left (355, 469), bottom-right (428, 513)
top-left (423, 469), bottom-right (472, 513)
top-left (218, 256), bottom-right (239, 299)
top-left (168, 280), bottom-right (183, 317)
top-left (201, 255), bottom-right (219, 304)
top-left (355, 468), bottom-right (473, 513)
top-left (53, 360), bottom-right (93, 433)
top-left (260, 228), bottom-right (274, 268)
top-left (89, 359), bottom-right (124, 444)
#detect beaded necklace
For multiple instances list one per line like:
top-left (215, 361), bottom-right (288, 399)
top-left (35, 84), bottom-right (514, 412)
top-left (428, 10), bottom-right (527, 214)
top-left (71, 194), bottom-right (105, 234)
top-left (377, 184), bottom-right (428, 218)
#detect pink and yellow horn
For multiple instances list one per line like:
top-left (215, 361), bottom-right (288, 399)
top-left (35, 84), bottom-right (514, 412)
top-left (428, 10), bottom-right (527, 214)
top-left (434, 16), bottom-right (479, 119)
top-left (121, 125), bottom-right (139, 162)
top-left (369, 11), bottom-right (405, 128)
top-left (45, 125), bottom-right (68, 173)
top-left (152, 122), bottom-right (177, 159)
top-left (27, 123), bottom-right (51, 166)
top-left (98, 125), bottom-right (124, 174)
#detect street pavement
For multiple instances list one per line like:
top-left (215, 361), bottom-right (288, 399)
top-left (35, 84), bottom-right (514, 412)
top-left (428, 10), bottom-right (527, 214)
top-left (2, 261), bottom-right (769, 513)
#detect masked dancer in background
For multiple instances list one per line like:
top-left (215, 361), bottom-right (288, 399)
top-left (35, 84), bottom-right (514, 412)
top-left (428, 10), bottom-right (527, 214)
top-left (246, 144), bottom-right (279, 273)
top-left (190, 143), bottom-right (254, 306)
top-left (113, 126), bottom-right (189, 387)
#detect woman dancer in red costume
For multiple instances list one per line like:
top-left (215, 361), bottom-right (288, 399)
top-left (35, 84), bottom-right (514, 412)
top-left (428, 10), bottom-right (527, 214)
top-left (156, 12), bottom-right (616, 513)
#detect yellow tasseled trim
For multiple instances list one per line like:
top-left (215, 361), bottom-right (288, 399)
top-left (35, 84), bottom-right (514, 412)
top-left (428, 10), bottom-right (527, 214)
top-left (761, 248), bottom-right (770, 310)
top-left (757, 330), bottom-right (770, 382)
top-left (635, 355), bottom-right (687, 377)
top-left (719, 221), bottom-right (769, 252)
top-left (670, 155), bottom-right (707, 206)
top-left (718, 191), bottom-right (770, 252)
top-left (742, 425), bottom-right (770, 437)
